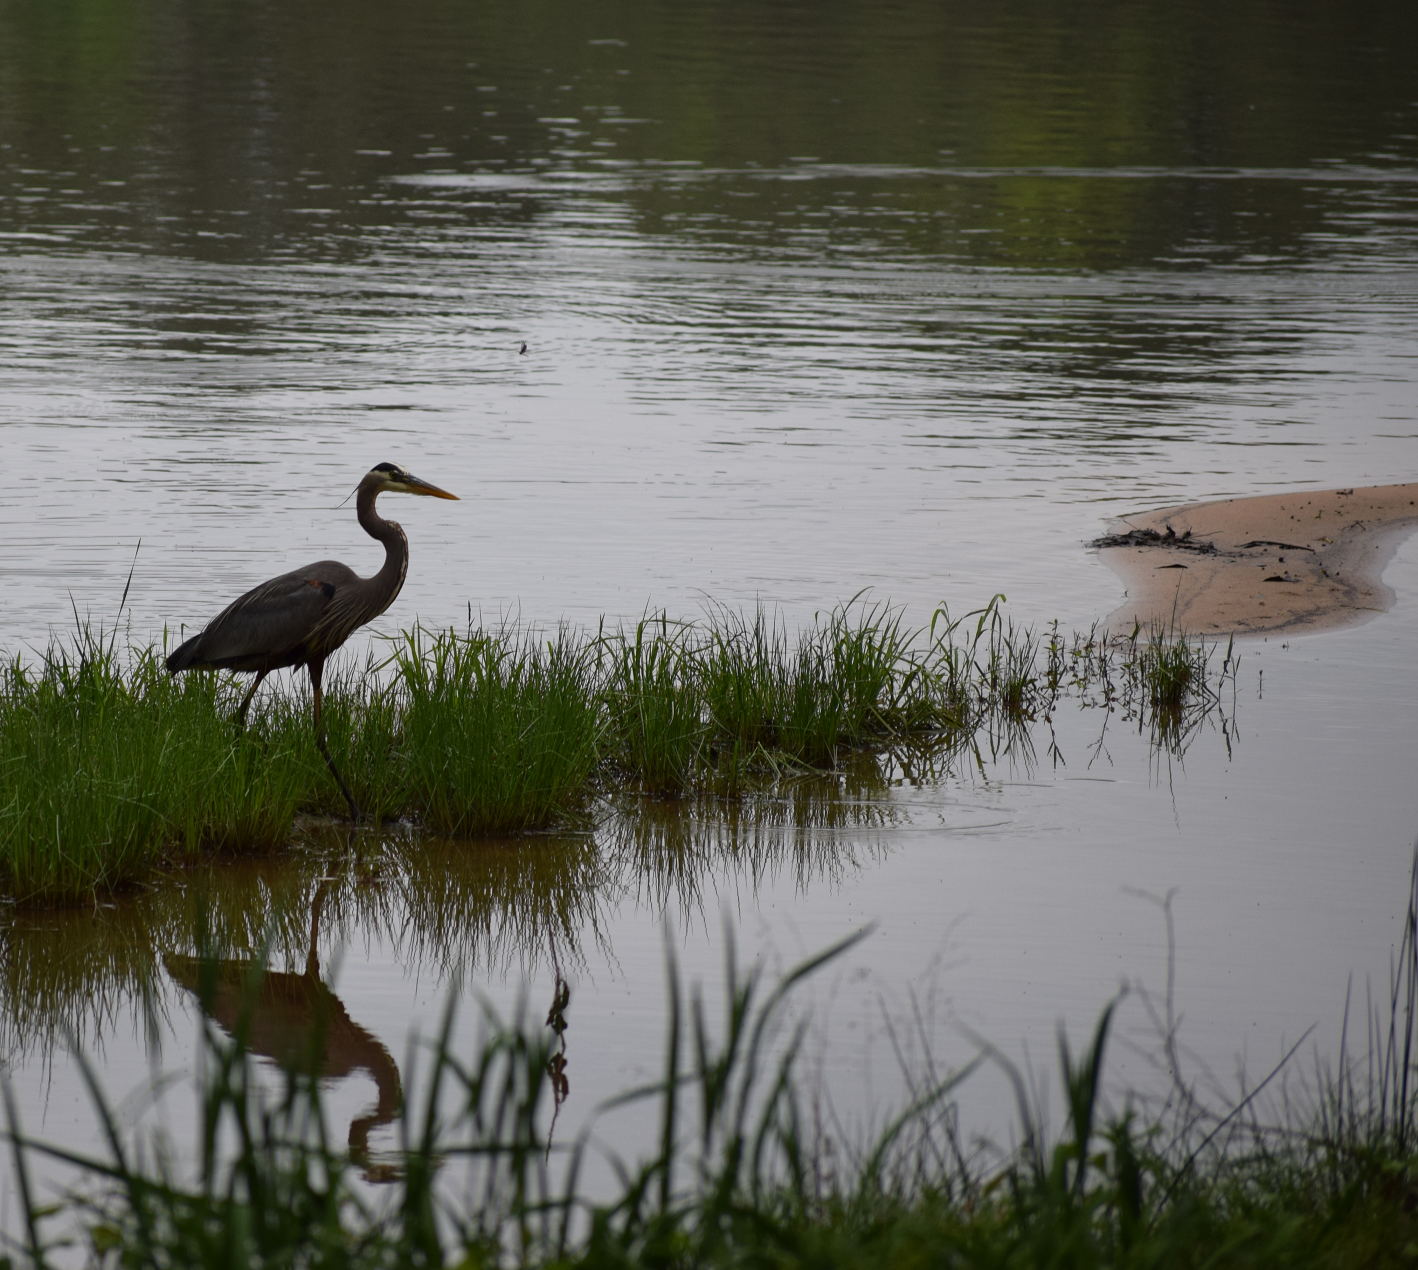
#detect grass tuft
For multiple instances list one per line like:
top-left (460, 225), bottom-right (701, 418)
top-left (600, 614), bottom-right (708, 793)
top-left (396, 623), bottom-right (602, 836)
top-left (0, 629), bottom-right (315, 900)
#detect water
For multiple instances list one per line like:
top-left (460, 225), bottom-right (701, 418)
top-left (2, 0), bottom-right (1418, 1225)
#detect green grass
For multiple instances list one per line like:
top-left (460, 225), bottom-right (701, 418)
top-left (0, 598), bottom-right (1236, 901)
top-left (0, 628), bottom-right (318, 901)
top-left (311, 658), bottom-right (409, 823)
top-left (394, 624), bottom-right (603, 836)
top-left (6, 865), bottom-right (1418, 1270)
top-left (599, 599), bottom-right (955, 790)
top-left (600, 614), bottom-right (708, 794)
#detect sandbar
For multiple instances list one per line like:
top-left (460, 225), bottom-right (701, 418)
top-left (1093, 483), bottom-right (1418, 637)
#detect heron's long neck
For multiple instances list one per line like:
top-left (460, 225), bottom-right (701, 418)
top-left (356, 486), bottom-right (409, 608)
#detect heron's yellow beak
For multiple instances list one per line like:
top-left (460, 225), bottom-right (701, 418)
top-left (405, 475), bottom-right (459, 500)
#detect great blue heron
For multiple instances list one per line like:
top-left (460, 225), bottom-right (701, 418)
top-left (165, 462), bottom-right (459, 820)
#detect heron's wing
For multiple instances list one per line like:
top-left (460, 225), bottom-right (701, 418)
top-left (171, 561), bottom-right (361, 671)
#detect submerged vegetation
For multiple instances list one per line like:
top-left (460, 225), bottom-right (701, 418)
top-left (0, 597), bottom-right (1235, 901)
top-left (4, 857), bottom-right (1417, 1269)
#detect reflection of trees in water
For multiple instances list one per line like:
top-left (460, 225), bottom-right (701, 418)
top-left (0, 782), bottom-right (892, 1061)
top-left (2, 1), bottom-right (1408, 272)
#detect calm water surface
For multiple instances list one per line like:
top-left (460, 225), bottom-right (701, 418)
top-left (3, 0), bottom-right (1418, 1220)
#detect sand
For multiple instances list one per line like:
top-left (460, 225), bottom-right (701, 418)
top-left (1093, 483), bottom-right (1418, 637)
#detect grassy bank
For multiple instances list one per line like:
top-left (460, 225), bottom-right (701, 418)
top-left (0, 599), bottom-right (1233, 901)
top-left (4, 866), bottom-right (1415, 1269)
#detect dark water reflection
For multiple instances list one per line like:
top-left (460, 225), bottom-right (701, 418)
top-left (0, 783), bottom-right (895, 1063)
top-left (3, 0), bottom-right (1416, 269)
top-left (0, 782), bottom-right (905, 1186)
top-left (163, 882), bottom-right (404, 1182)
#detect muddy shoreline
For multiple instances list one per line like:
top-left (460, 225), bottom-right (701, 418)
top-left (1093, 483), bottom-right (1418, 636)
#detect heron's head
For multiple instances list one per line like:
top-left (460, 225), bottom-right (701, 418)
top-left (365, 462), bottom-right (459, 500)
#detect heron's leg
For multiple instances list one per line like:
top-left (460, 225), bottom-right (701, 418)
top-left (309, 659), bottom-right (363, 824)
top-left (306, 878), bottom-right (332, 979)
top-left (234, 669), bottom-right (268, 732)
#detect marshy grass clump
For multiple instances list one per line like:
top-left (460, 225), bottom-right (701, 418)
top-left (599, 614), bottom-right (707, 793)
top-left (699, 599), bottom-right (916, 763)
top-left (0, 598), bottom-right (1235, 901)
top-left (599, 599), bottom-right (965, 792)
top-left (0, 628), bottom-right (318, 900)
top-left (395, 624), bottom-right (603, 836)
top-left (0, 622), bottom-right (607, 899)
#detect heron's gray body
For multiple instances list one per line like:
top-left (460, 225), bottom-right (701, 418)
top-left (163, 462), bottom-right (456, 822)
top-left (166, 555), bottom-right (398, 675)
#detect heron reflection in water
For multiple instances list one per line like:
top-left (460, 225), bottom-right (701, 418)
top-left (164, 882), bottom-right (403, 1182)
top-left (165, 462), bottom-right (459, 821)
